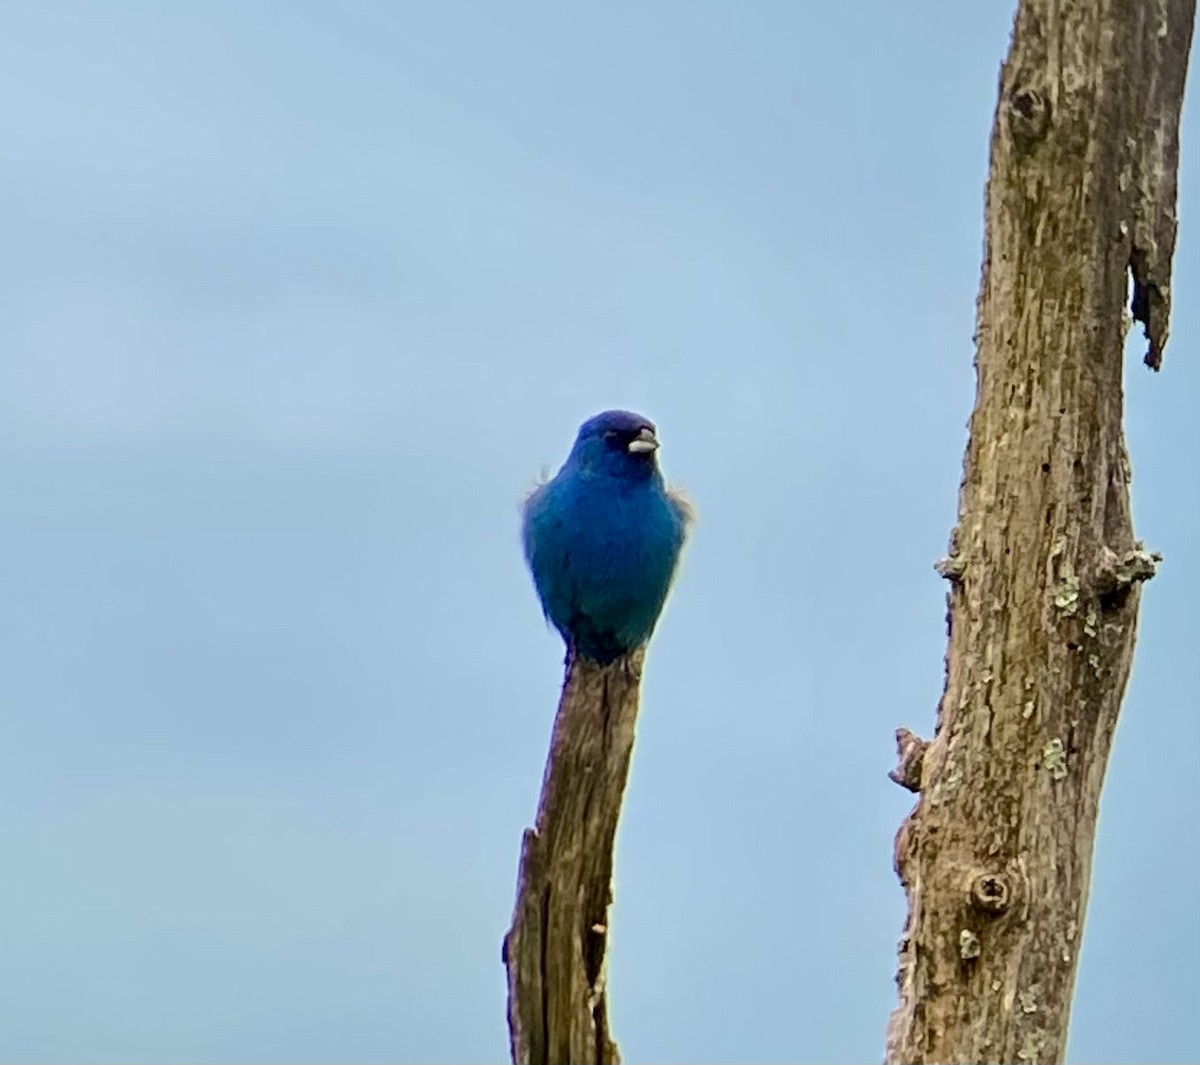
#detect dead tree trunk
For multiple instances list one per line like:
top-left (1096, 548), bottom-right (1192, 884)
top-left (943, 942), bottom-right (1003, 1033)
top-left (503, 652), bottom-right (644, 1065)
top-left (887, 2), bottom-right (1194, 1063)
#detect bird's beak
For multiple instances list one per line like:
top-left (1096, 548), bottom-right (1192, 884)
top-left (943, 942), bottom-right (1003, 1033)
top-left (627, 426), bottom-right (659, 454)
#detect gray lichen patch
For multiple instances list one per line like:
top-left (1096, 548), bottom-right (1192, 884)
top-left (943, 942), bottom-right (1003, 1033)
top-left (1052, 569), bottom-right (1081, 616)
top-left (1083, 606), bottom-right (1098, 637)
top-left (1017, 1029), bottom-right (1047, 1064)
top-left (1042, 739), bottom-right (1069, 780)
top-left (959, 929), bottom-right (981, 960)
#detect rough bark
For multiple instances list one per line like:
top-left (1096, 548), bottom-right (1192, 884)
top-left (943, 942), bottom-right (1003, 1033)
top-left (503, 651), bottom-right (645, 1065)
top-left (887, 2), bottom-right (1194, 1063)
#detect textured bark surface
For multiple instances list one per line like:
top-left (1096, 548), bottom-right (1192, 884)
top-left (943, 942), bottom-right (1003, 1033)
top-left (503, 652), bottom-right (644, 1065)
top-left (887, 3), bottom-right (1194, 1064)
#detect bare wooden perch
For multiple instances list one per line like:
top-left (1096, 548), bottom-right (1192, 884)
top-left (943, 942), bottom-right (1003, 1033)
top-left (887, 2), bottom-right (1194, 1063)
top-left (503, 651), bottom-right (645, 1065)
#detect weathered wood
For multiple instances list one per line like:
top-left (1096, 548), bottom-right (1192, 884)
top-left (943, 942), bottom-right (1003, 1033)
top-left (503, 651), bottom-right (644, 1065)
top-left (886, 2), bottom-right (1194, 1063)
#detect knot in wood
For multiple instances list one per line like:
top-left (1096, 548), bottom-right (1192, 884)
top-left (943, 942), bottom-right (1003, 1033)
top-left (1007, 86), bottom-right (1049, 148)
top-left (970, 872), bottom-right (1011, 915)
top-left (888, 728), bottom-right (929, 793)
top-left (934, 554), bottom-right (966, 583)
top-left (1096, 544), bottom-right (1162, 599)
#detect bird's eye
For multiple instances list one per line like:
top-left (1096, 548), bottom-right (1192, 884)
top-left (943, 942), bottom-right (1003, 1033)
top-left (603, 430), bottom-right (618, 441)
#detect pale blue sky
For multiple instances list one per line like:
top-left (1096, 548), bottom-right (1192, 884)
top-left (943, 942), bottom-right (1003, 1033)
top-left (0, 2), bottom-right (1196, 1062)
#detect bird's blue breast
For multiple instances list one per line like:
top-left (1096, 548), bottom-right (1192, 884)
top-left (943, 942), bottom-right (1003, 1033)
top-left (523, 465), bottom-right (686, 663)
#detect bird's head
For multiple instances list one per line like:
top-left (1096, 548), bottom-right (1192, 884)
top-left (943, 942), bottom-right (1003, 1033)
top-left (567, 409), bottom-right (662, 480)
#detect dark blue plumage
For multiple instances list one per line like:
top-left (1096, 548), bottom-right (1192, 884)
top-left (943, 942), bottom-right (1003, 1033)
top-left (522, 410), bottom-right (691, 664)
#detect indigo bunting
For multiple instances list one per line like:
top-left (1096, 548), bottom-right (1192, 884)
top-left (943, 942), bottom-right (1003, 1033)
top-left (522, 410), bottom-right (691, 664)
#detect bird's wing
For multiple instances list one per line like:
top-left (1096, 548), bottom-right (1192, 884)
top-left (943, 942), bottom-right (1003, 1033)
top-left (666, 485), bottom-right (696, 529)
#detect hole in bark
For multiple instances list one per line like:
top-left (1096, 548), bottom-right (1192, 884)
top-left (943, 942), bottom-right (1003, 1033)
top-left (1066, 640), bottom-right (1080, 652)
top-left (1041, 462), bottom-right (1051, 473)
top-left (1130, 246), bottom-right (1151, 323)
top-left (1099, 587), bottom-right (1128, 612)
top-left (584, 920), bottom-right (606, 988)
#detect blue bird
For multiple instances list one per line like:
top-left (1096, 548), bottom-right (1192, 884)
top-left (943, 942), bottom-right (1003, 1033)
top-left (522, 409), bottom-right (692, 664)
